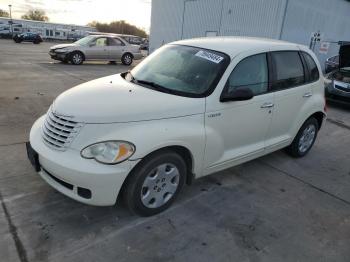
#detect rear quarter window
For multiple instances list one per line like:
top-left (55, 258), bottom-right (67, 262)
top-left (302, 52), bottom-right (319, 82)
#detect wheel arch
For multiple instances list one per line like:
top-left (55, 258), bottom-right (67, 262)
top-left (70, 50), bottom-right (85, 61)
top-left (118, 145), bottom-right (195, 202)
top-left (122, 52), bottom-right (134, 59)
top-left (309, 111), bottom-right (326, 130)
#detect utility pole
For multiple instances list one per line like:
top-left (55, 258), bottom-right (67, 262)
top-left (8, 4), bottom-right (13, 36)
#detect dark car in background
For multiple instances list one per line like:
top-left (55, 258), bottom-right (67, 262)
top-left (325, 42), bottom-right (350, 103)
top-left (325, 55), bottom-right (339, 74)
top-left (13, 32), bottom-right (43, 44)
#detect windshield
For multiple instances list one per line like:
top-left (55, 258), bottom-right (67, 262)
top-left (75, 35), bottom-right (95, 46)
top-left (129, 45), bottom-right (230, 97)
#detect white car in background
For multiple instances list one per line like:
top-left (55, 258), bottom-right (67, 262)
top-left (49, 35), bottom-right (143, 65)
top-left (28, 37), bottom-right (326, 216)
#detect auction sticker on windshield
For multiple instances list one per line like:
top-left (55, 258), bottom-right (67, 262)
top-left (195, 50), bottom-right (224, 64)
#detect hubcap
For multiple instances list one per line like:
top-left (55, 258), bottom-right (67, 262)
top-left (73, 54), bottom-right (82, 64)
top-left (124, 55), bottom-right (131, 64)
top-left (298, 124), bottom-right (316, 153)
top-left (141, 163), bottom-right (180, 208)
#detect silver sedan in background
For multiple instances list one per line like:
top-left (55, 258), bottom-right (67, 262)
top-left (49, 35), bottom-right (143, 65)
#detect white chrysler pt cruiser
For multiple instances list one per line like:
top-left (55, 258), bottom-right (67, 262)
top-left (27, 37), bottom-right (326, 216)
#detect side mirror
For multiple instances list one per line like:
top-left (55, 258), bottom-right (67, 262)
top-left (220, 87), bottom-right (254, 102)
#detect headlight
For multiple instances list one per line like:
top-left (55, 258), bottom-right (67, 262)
top-left (54, 48), bottom-right (69, 53)
top-left (81, 141), bottom-right (135, 164)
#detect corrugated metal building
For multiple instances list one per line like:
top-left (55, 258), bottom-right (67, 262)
top-left (149, 0), bottom-right (350, 68)
top-left (0, 17), bottom-right (96, 40)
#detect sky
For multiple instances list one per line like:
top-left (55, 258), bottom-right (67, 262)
top-left (0, 0), bottom-right (152, 31)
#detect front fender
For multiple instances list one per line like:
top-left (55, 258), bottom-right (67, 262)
top-left (71, 114), bottom-right (206, 176)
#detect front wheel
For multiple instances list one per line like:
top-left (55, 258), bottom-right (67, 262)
top-left (121, 53), bottom-right (133, 66)
top-left (123, 151), bottom-right (187, 216)
top-left (286, 117), bottom-right (319, 158)
top-left (70, 51), bottom-right (84, 65)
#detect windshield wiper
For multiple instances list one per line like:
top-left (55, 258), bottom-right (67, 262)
top-left (126, 73), bottom-right (176, 95)
top-left (136, 79), bottom-right (165, 89)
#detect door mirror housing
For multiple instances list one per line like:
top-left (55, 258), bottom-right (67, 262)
top-left (220, 87), bottom-right (254, 102)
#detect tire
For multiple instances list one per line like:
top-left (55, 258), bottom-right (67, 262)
top-left (123, 150), bottom-right (187, 216)
top-left (70, 51), bottom-right (84, 65)
top-left (286, 117), bottom-right (319, 158)
top-left (121, 53), bottom-right (133, 66)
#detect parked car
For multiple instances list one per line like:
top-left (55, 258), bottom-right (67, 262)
top-left (13, 32), bottom-right (43, 44)
top-left (118, 34), bottom-right (143, 45)
top-left (27, 37), bottom-right (326, 216)
top-left (325, 42), bottom-right (350, 103)
top-left (140, 39), bottom-right (149, 51)
top-left (49, 35), bottom-right (142, 65)
top-left (325, 55), bottom-right (339, 74)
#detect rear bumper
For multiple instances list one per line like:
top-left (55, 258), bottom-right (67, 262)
top-left (29, 116), bottom-right (140, 206)
top-left (133, 52), bottom-right (143, 60)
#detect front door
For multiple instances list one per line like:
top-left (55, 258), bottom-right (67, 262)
top-left (204, 53), bottom-right (274, 175)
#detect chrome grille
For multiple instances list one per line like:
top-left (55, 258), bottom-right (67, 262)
top-left (42, 110), bottom-right (82, 151)
top-left (334, 84), bottom-right (350, 93)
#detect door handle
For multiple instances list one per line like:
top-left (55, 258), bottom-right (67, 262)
top-left (261, 102), bottom-right (274, 109)
top-left (303, 92), bottom-right (312, 98)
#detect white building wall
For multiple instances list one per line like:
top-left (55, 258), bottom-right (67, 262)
top-left (150, 0), bottom-right (350, 69)
top-left (149, 0), bottom-right (184, 52)
top-left (281, 0), bottom-right (350, 68)
top-left (220, 0), bottom-right (286, 38)
top-left (150, 0), bottom-right (287, 53)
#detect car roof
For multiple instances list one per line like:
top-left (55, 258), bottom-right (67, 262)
top-left (172, 36), bottom-right (302, 58)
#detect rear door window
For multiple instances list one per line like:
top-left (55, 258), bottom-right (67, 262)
top-left (109, 37), bottom-right (125, 46)
top-left (271, 51), bottom-right (305, 90)
top-left (302, 52), bottom-right (319, 82)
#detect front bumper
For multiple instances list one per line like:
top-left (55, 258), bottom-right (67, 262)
top-left (49, 51), bottom-right (69, 61)
top-left (29, 116), bottom-right (140, 206)
top-left (326, 81), bottom-right (350, 103)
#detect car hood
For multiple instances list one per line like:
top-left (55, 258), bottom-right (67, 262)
top-left (51, 74), bottom-right (205, 123)
top-left (50, 43), bottom-right (78, 50)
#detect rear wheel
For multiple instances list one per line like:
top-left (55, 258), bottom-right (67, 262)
top-left (121, 53), bottom-right (133, 66)
top-left (123, 151), bottom-right (187, 216)
top-left (70, 51), bottom-right (84, 65)
top-left (286, 117), bottom-right (319, 158)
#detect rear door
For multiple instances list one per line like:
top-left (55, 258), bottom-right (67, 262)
top-left (107, 37), bottom-right (125, 60)
top-left (265, 51), bottom-right (311, 151)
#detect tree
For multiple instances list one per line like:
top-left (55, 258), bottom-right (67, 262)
top-left (88, 20), bottom-right (148, 38)
top-left (21, 9), bottom-right (49, 21)
top-left (0, 9), bottom-right (9, 17)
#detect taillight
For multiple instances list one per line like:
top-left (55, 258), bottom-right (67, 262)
top-left (324, 94), bottom-right (327, 112)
